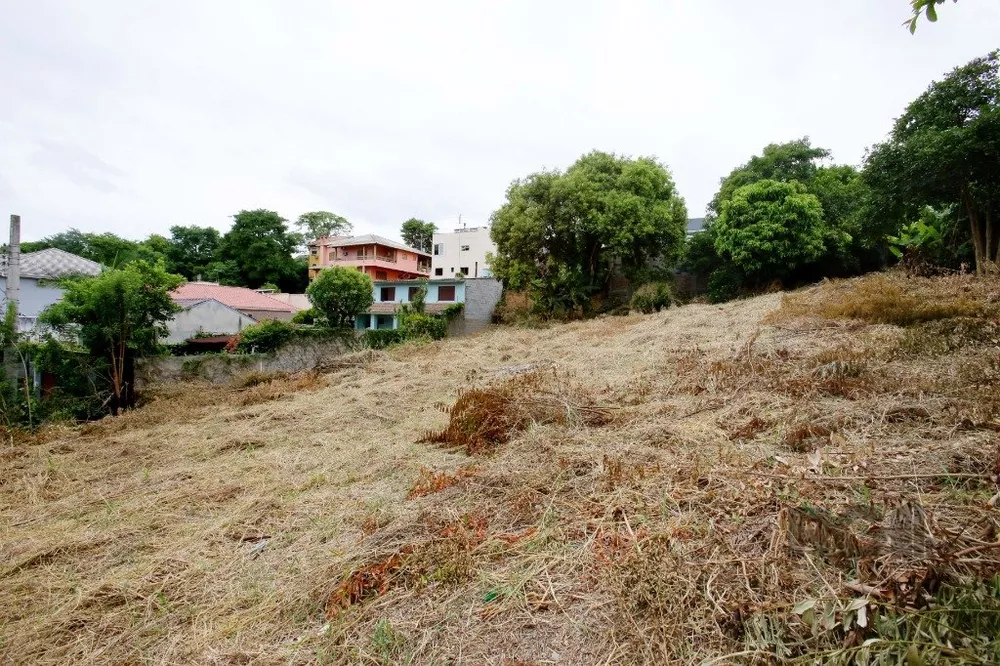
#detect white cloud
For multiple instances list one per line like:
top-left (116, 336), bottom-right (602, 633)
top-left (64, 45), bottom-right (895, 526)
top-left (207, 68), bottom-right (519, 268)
top-left (1, 0), bottom-right (998, 241)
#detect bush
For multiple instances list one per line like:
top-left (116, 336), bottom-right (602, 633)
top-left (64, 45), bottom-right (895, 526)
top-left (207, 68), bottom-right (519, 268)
top-left (291, 308), bottom-right (319, 325)
top-left (707, 265), bottom-right (745, 304)
top-left (400, 313), bottom-right (448, 340)
top-left (364, 329), bottom-right (405, 349)
top-left (234, 319), bottom-right (296, 353)
top-left (630, 282), bottom-right (673, 314)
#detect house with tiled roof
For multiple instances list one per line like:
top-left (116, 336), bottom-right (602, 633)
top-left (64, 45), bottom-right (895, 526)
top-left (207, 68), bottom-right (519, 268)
top-left (164, 282), bottom-right (297, 344)
top-left (1, 248), bottom-right (103, 329)
top-left (171, 282), bottom-right (296, 321)
top-left (307, 234), bottom-right (431, 282)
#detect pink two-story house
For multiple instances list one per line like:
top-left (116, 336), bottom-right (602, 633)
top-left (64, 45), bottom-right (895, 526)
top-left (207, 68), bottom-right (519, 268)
top-left (308, 234), bottom-right (431, 282)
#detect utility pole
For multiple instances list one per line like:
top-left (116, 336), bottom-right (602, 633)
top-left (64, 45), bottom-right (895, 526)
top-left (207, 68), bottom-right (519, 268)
top-left (6, 214), bottom-right (19, 319)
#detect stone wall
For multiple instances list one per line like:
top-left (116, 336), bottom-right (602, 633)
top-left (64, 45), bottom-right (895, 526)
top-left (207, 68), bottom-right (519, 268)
top-left (139, 336), bottom-right (357, 386)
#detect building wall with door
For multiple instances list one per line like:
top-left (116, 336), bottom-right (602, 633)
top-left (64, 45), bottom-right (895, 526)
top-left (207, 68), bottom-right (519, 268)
top-left (430, 226), bottom-right (495, 279)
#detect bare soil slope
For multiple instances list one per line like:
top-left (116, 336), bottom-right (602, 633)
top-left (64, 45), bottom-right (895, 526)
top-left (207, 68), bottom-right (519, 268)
top-left (2, 273), bottom-right (999, 665)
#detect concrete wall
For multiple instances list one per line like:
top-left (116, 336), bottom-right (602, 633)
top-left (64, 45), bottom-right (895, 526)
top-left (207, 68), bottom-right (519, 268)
top-left (0, 276), bottom-right (64, 318)
top-left (165, 300), bottom-right (257, 344)
top-left (431, 227), bottom-right (495, 279)
top-left (457, 277), bottom-right (503, 335)
top-left (139, 336), bottom-right (357, 386)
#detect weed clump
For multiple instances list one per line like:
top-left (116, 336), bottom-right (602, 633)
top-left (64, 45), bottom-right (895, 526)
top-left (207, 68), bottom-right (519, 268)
top-left (420, 372), bottom-right (610, 455)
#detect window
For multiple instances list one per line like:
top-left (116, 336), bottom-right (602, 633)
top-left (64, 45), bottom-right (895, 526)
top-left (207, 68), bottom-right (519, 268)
top-left (380, 286), bottom-right (396, 302)
top-left (461, 245), bottom-right (470, 251)
top-left (375, 271), bottom-right (387, 280)
top-left (438, 285), bottom-right (456, 301)
top-left (450, 267), bottom-right (454, 273)
top-left (408, 286), bottom-right (421, 301)
top-left (310, 248), bottom-right (318, 255)
top-left (460, 267), bottom-right (468, 275)
top-left (433, 243), bottom-right (443, 255)
top-left (434, 268), bottom-right (443, 276)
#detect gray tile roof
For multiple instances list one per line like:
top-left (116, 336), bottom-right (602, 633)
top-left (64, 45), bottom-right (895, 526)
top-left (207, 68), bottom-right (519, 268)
top-left (324, 234), bottom-right (429, 256)
top-left (1, 248), bottom-right (102, 279)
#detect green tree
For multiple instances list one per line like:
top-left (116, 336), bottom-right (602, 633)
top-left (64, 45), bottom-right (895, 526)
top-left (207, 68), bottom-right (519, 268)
top-left (217, 210), bottom-right (303, 289)
top-left (296, 211), bottom-right (352, 242)
top-left (863, 50), bottom-right (1000, 274)
top-left (709, 139), bottom-right (829, 217)
top-left (490, 151), bottom-right (688, 316)
top-left (400, 218), bottom-right (436, 253)
top-left (306, 267), bottom-right (374, 328)
top-left (166, 225), bottom-right (221, 280)
top-left (40, 261), bottom-right (183, 414)
top-left (21, 229), bottom-right (167, 267)
top-left (713, 180), bottom-right (827, 282)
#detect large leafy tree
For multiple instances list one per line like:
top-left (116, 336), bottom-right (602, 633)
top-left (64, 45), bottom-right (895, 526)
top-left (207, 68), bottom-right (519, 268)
top-left (709, 139), bottom-right (829, 217)
top-left (306, 267), bottom-right (374, 328)
top-left (296, 211), bottom-right (352, 242)
top-left (40, 261), bottom-right (182, 414)
top-left (217, 210), bottom-right (303, 290)
top-left (490, 151), bottom-right (688, 315)
top-left (864, 50), bottom-right (1000, 274)
top-left (713, 180), bottom-right (826, 281)
top-left (21, 229), bottom-right (168, 267)
top-left (400, 218), bottom-right (436, 253)
top-left (166, 225), bottom-right (221, 280)
top-left (707, 139), bottom-right (875, 274)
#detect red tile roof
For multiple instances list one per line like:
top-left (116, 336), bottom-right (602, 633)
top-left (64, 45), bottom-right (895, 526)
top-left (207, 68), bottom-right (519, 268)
top-left (171, 283), bottom-right (295, 313)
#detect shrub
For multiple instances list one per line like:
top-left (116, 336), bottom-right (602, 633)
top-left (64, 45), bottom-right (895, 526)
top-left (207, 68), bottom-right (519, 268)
top-left (630, 282), bottom-right (672, 314)
top-left (400, 313), bottom-right (448, 340)
top-left (291, 308), bottom-right (318, 325)
top-left (706, 265), bottom-right (745, 304)
top-left (234, 319), bottom-right (296, 353)
top-left (364, 329), bottom-right (405, 349)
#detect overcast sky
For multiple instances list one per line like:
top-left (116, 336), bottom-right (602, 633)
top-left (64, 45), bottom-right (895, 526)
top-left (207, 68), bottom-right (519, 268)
top-left (1, 1), bottom-right (998, 243)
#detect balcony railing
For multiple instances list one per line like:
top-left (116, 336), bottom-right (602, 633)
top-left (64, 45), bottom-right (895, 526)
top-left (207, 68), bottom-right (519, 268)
top-left (333, 254), bottom-right (397, 264)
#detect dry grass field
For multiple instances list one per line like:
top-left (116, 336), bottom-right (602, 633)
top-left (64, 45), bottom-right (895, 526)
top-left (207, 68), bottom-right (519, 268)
top-left (2, 272), bottom-right (1000, 665)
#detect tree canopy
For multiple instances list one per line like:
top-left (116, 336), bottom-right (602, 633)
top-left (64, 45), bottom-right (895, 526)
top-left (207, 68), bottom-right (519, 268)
top-left (306, 267), bottom-right (374, 328)
top-left (863, 50), bottom-right (1000, 273)
top-left (217, 210), bottom-right (304, 290)
top-left (20, 229), bottom-right (169, 267)
top-left (165, 225), bottom-right (221, 280)
top-left (400, 218), bottom-right (436, 253)
top-left (713, 180), bottom-right (827, 280)
top-left (296, 211), bottom-right (352, 242)
top-left (40, 261), bottom-right (182, 414)
top-left (490, 151), bottom-right (687, 315)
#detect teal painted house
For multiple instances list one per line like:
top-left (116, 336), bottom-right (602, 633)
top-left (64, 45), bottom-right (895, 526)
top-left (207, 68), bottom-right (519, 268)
top-left (355, 279), bottom-right (465, 330)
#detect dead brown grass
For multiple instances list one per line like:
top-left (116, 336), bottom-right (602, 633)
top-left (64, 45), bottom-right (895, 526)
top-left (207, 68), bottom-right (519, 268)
top-left (3, 272), bottom-right (1000, 664)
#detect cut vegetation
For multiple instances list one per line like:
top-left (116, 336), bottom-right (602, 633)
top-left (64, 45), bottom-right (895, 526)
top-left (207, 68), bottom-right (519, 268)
top-left (2, 271), bottom-right (1000, 665)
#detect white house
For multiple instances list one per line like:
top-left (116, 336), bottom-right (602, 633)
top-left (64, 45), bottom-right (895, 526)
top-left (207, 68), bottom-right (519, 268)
top-left (431, 225), bottom-right (495, 279)
top-left (164, 298), bottom-right (257, 344)
top-left (0, 248), bottom-right (102, 330)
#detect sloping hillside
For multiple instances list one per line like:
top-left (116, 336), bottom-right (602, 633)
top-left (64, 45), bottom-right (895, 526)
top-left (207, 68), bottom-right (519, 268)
top-left (2, 273), bottom-right (999, 665)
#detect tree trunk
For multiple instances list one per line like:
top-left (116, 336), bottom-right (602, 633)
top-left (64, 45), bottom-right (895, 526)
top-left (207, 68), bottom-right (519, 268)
top-left (962, 186), bottom-right (998, 275)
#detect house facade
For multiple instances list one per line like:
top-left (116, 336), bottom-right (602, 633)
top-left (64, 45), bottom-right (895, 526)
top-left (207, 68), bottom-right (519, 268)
top-left (164, 299), bottom-right (257, 344)
top-left (308, 234), bottom-right (431, 282)
top-left (431, 225), bottom-right (495, 279)
top-left (0, 248), bottom-right (102, 331)
top-left (355, 279), bottom-right (465, 331)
